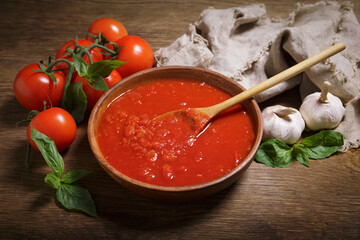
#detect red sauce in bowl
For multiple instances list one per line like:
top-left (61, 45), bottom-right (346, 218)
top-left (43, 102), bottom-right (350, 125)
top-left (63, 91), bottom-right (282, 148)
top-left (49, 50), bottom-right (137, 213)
top-left (96, 79), bottom-right (255, 187)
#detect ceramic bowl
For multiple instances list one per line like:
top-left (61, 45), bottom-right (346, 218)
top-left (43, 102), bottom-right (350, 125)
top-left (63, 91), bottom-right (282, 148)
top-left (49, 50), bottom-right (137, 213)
top-left (88, 66), bottom-right (263, 201)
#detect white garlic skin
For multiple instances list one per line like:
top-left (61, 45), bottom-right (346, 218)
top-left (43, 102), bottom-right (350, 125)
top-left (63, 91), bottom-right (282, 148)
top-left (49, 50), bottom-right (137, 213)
top-left (262, 105), bottom-right (305, 144)
top-left (300, 92), bottom-right (345, 131)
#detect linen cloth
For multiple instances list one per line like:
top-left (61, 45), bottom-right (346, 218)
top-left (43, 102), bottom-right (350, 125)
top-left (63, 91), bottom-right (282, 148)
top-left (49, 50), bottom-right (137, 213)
top-left (154, 1), bottom-right (360, 151)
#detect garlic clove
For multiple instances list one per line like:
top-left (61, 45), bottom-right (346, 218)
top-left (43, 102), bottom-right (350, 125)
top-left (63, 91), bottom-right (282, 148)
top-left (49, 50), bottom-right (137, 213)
top-left (300, 81), bottom-right (345, 131)
top-left (274, 108), bottom-right (298, 118)
top-left (262, 105), bottom-right (305, 144)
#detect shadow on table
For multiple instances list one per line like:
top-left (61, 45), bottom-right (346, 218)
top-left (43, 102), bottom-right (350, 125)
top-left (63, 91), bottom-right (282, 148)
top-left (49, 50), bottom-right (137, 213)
top-left (95, 176), bottom-right (241, 231)
top-left (71, 121), bottom-right (246, 232)
top-left (4, 138), bottom-right (55, 208)
top-left (0, 96), bottom-right (28, 127)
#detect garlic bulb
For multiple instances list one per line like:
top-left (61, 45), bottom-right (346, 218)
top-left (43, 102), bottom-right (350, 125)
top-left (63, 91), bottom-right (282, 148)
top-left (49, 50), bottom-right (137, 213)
top-left (299, 81), bottom-right (345, 131)
top-left (262, 105), bottom-right (305, 144)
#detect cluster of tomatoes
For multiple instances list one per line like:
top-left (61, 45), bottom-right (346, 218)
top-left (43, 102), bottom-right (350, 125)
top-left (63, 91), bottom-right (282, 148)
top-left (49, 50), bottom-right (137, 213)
top-left (13, 18), bottom-right (154, 152)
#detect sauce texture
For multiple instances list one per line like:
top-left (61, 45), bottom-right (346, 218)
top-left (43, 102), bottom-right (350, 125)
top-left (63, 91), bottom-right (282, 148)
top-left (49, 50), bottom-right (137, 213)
top-left (97, 79), bottom-right (255, 187)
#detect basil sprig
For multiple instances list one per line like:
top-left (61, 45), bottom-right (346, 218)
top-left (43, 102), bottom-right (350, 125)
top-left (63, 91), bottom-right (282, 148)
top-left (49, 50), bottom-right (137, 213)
top-left (255, 130), bottom-right (345, 168)
top-left (31, 128), bottom-right (97, 217)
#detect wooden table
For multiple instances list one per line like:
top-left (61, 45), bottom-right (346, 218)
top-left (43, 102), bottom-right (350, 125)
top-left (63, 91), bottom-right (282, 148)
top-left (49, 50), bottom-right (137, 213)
top-left (1, 0), bottom-right (359, 239)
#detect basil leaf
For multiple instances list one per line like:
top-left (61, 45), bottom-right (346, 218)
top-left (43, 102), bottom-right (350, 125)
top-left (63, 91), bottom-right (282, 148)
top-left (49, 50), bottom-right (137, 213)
top-left (293, 146), bottom-right (309, 167)
top-left (45, 172), bottom-right (61, 189)
top-left (56, 183), bottom-right (97, 217)
top-left (255, 138), bottom-right (294, 168)
top-left (73, 54), bottom-right (89, 78)
top-left (61, 169), bottom-right (92, 184)
top-left (63, 82), bottom-right (87, 124)
top-left (300, 130), bottom-right (344, 159)
top-left (88, 60), bottom-right (126, 78)
top-left (87, 75), bottom-right (109, 91)
top-left (30, 128), bottom-right (64, 177)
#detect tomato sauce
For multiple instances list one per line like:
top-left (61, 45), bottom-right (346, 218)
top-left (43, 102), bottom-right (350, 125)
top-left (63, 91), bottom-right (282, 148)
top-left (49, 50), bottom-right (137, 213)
top-left (97, 79), bottom-right (255, 187)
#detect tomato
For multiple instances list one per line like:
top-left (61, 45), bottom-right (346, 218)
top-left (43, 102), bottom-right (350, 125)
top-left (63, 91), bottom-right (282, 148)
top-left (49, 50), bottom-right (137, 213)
top-left (86, 17), bottom-right (128, 43)
top-left (55, 39), bottom-right (103, 77)
top-left (74, 70), bottom-right (122, 109)
top-left (27, 107), bottom-right (77, 152)
top-left (114, 35), bottom-right (154, 78)
top-left (13, 63), bottom-right (65, 111)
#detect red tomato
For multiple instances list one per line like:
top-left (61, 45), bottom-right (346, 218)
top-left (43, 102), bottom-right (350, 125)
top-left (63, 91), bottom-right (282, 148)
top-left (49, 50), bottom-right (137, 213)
top-left (55, 39), bottom-right (103, 76)
top-left (114, 35), bottom-right (154, 78)
top-left (74, 70), bottom-right (122, 109)
top-left (27, 107), bottom-right (77, 152)
top-left (13, 63), bottom-right (65, 111)
top-left (86, 17), bottom-right (128, 43)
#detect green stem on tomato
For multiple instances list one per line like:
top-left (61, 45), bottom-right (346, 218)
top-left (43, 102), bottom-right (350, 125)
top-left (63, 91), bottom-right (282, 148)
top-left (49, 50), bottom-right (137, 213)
top-left (45, 58), bottom-right (75, 108)
top-left (81, 49), bottom-right (94, 65)
top-left (89, 43), bottom-right (117, 55)
top-left (45, 58), bottom-right (72, 74)
top-left (72, 43), bottom-right (94, 65)
top-left (73, 45), bottom-right (82, 54)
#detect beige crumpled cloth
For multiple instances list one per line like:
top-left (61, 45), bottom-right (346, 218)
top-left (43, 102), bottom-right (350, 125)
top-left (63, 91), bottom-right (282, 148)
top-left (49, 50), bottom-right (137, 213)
top-left (155, 1), bottom-right (360, 152)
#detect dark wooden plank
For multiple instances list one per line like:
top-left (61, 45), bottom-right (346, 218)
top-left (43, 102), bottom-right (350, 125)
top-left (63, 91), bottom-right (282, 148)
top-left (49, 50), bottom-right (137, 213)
top-left (0, 0), bottom-right (359, 239)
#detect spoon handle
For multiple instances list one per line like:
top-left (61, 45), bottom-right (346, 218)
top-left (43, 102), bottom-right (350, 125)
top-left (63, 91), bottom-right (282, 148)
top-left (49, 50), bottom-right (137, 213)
top-left (204, 42), bottom-right (346, 118)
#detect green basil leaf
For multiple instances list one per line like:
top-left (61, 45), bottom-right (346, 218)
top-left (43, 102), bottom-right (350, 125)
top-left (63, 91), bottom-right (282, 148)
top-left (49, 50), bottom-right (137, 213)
top-left (30, 128), bottom-right (64, 177)
top-left (73, 54), bottom-right (89, 78)
top-left (88, 60), bottom-right (126, 78)
top-left (300, 130), bottom-right (344, 159)
top-left (293, 146), bottom-right (310, 167)
top-left (63, 82), bottom-right (87, 124)
top-left (56, 183), bottom-right (97, 217)
top-left (255, 138), bottom-right (294, 168)
top-left (61, 169), bottom-right (92, 184)
top-left (87, 75), bottom-right (109, 91)
top-left (45, 172), bottom-right (61, 189)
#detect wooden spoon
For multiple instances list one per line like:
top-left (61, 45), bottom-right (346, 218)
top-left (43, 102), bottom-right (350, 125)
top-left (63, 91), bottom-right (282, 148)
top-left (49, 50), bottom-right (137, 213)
top-left (156, 42), bottom-right (346, 134)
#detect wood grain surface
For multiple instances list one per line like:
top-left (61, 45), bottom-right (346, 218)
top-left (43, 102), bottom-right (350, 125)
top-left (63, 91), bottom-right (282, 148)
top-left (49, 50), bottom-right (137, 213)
top-left (1, 0), bottom-right (359, 239)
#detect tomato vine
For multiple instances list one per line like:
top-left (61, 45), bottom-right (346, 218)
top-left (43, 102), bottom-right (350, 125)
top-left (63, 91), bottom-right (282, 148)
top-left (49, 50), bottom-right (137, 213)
top-left (41, 36), bottom-right (126, 124)
top-left (13, 17), bottom-right (154, 217)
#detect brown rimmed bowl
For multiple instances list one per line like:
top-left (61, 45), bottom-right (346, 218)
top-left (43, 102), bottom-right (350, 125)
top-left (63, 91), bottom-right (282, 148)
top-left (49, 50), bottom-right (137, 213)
top-left (88, 66), bottom-right (263, 202)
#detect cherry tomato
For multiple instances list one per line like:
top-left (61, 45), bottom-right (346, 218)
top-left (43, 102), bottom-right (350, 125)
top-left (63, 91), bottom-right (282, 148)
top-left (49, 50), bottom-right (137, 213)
top-left (55, 39), bottom-right (103, 77)
top-left (27, 107), bottom-right (77, 152)
top-left (74, 70), bottom-right (122, 109)
top-left (114, 35), bottom-right (154, 78)
top-left (86, 17), bottom-right (128, 43)
top-left (13, 63), bottom-right (65, 111)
